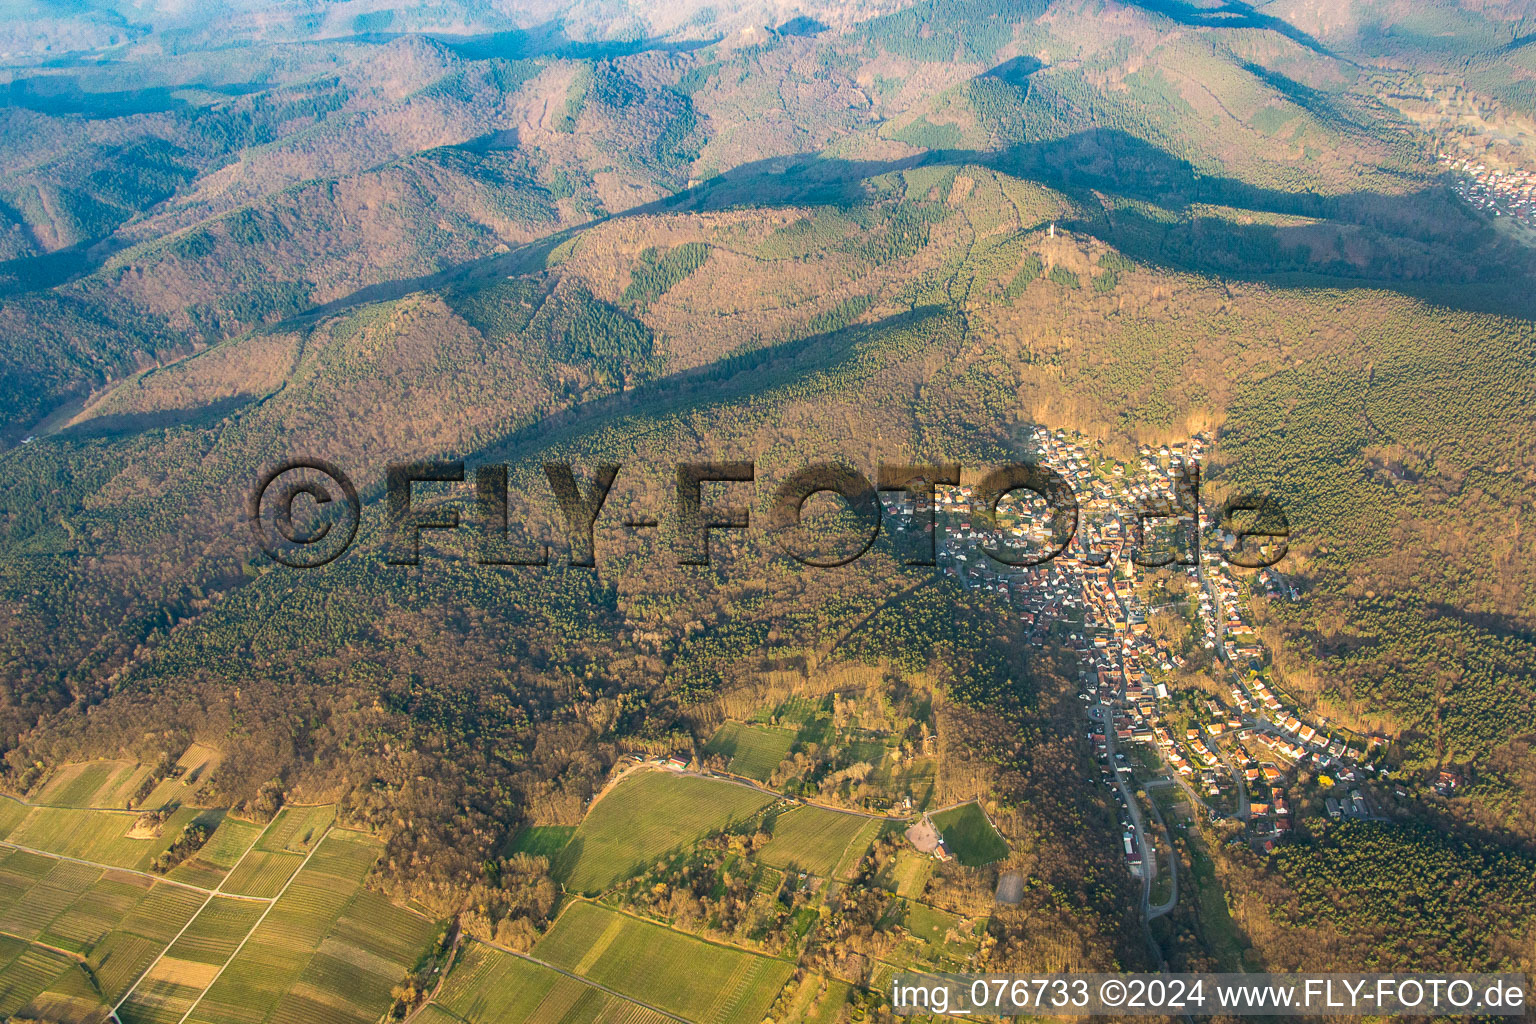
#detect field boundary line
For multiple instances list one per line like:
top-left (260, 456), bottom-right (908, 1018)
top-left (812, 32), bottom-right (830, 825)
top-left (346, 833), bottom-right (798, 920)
top-left (107, 808), bottom-right (290, 1023)
top-left (0, 929), bottom-right (88, 963)
top-left (559, 897), bottom-right (788, 963)
top-left (168, 823), bottom-right (335, 1024)
top-left (475, 936), bottom-right (695, 1024)
top-left (0, 839), bottom-right (268, 901)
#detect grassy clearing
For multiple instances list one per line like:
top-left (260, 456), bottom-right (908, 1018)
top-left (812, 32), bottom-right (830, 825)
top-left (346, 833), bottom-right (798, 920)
top-left (900, 900), bottom-right (961, 945)
top-left (433, 941), bottom-right (674, 1024)
top-left (756, 806), bottom-right (880, 878)
top-left (877, 848), bottom-right (933, 899)
top-left (503, 825), bottom-right (575, 861)
top-left (930, 802), bottom-right (1008, 867)
top-left (534, 901), bottom-right (793, 1024)
top-left (555, 770), bottom-right (774, 894)
top-left (703, 722), bottom-right (796, 782)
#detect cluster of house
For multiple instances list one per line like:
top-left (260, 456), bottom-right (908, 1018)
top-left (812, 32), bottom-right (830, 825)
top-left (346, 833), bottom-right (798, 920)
top-left (1442, 154), bottom-right (1536, 227)
top-left (1218, 733), bottom-right (1290, 836)
top-left (883, 426), bottom-right (1407, 856)
top-left (1198, 555), bottom-right (1264, 664)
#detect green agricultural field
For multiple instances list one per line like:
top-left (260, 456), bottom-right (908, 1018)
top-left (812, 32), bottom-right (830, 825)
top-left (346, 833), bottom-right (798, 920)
top-left (0, 845), bottom-right (209, 1018)
top-left (930, 803), bottom-right (1009, 867)
top-left (119, 895), bottom-right (269, 1024)
top-left (703, 721), bottom-right (796, 782)
top-left (534, 901), bottom-right (794, 1024)
top-left (433, 940), bottom-right (674, 1024)
top-left (38, 872), bottom-right (156, 955)
top-left (219, 805), bottom-right (335, 897)
top-left (0, 799), bottom-right (28, 838)
top-left (755, 805), bottom-right (881, 878)
top-left (220, 849), bottom-right (305, 899)
top-left (168, 815), bottom-right (263, 889)
top-left (504, 825), bottom-right (575, 861)
top-left (91, 884), bottom-right (210, 1000)
top-left (0, 941), bottom-right (81, 1020)
top-left (2, 804), bottom-right (212, 872)
top-left (256, 804), bottom-right (335, 853)
top-left (555, 770), bottom-right (774, 894)
top-left (146, 829), bottom-right (432, 1024)
top-left (33, 759), bottom-right (150, 809)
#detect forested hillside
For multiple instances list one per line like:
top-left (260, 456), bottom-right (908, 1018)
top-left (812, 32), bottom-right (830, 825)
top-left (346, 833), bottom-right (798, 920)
top-left (1, 0), bottom-right (1534, 1018)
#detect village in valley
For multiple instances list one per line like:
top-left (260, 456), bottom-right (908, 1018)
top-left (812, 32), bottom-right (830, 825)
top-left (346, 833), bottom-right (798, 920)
top-left (1443, 153), bottom-right (1536, 228)
top-left (878, 424), bottom-right (1406, 916)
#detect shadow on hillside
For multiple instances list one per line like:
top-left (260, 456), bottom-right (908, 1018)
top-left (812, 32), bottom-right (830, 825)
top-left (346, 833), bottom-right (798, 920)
top-left (427, 22), bottom-right (719, 61)
top-left (275, 127), bottom-right (1536, 344)
top-left (471, 306), bottom-right (958, 472)
top-left (1121, 0), bottom-right (1333, 57)
top-left (614, 128), bottom-right (1536, 317)
top-left (56, 393), bottom-right (256, 439)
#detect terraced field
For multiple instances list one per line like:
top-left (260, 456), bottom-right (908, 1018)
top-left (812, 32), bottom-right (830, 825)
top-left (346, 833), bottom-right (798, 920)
top-left (754, 806), bottom-right (882, 878)
top-left (702, 722), bottom-right (796, 782)
top-left (431, 941), bottom-right (674, 1024)
top-left (555, 771), bottom-right (775, 894)
top-left (533, 901), bottom-right (794, 1024)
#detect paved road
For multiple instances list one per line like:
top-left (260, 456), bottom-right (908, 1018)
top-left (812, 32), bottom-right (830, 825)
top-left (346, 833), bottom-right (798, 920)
top-left (1097, 699), bottom-right (1156, 917)
top-left (1141, 786), bottom-right (1178, 920)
